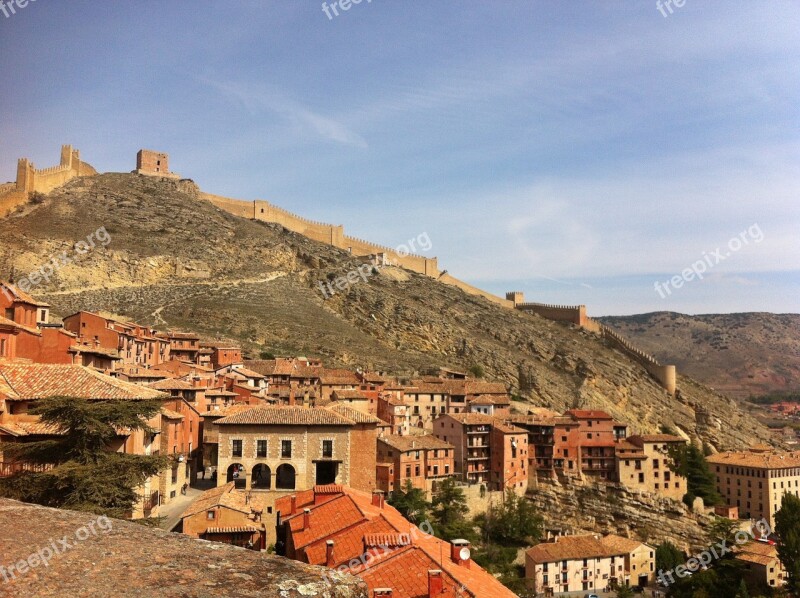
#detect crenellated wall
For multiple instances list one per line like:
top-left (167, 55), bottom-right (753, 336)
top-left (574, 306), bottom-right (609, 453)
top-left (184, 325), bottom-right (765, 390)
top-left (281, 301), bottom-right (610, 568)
top-left (598, 323), bottom-right (676, 394)
top-left (7, 145), bottom-right (98, 199)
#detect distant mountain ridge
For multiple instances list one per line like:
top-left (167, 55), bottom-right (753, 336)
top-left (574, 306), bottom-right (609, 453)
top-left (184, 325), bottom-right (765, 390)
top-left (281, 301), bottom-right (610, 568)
top-left (598, 312), bottom-right (800, 400)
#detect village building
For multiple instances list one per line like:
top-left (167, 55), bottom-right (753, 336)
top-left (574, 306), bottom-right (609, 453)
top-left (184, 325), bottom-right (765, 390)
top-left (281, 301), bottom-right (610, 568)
top-left (734, 540), bottom-right (787, 591)
top-left (0, 362), bottom-right (169, 518)
top-left (179, 481), bottom-right (268, 550)
top-left (157, 330), bottom-right (201, 363)
top-left (525, 534), bottom-right (655, 595)
top-left (433, 413), bottom-right (528, 494)
top-left (615, 434), bottom-right (687, 500)
top-left (707, 446), bottom-right (800, 526)
top-left (275, 485), bottom-right (517, 598)
top-left (376, 434), bottom-right (455, 496)
top-left (377, 393), bottom-right (411, 436)
top-left (211, 405), bottom-right (379, 493)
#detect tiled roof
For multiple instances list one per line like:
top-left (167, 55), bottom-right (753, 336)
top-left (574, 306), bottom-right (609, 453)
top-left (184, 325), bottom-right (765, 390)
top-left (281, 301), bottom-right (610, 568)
top-left (707, 449), bottom-right (800, 469)
top-left (147, 378), bottom-right (195, 390)
top-left (467, 393), bottom-right (511, 405)
top-left (565, 409), bottom-right (614, 420)
top-left (735, 541), bottom-right (779, 566)
top-left (204, 526), bottom-right (259, 534)
top-left (328, 404), bottom-right (381, 424)
top-left (160, 407), bottom-right (184, 420)
top-left (526, 534), bottom-right (632, 563)
top-left (0, 421), bottom-right (64, 437)
top-left (232, 367), bottom-right (264, 379)
top-left (0, 282), bottom-right (50, 307)
top-left (331, 389), bottom-right (368, 400)
top-left (285, 495), bottom-right (367, 550)
top-left (378, 434), bottom-right (453, 452)
top-left (180, 482), bottom-right (252, 519)
top-left (356, 545), bottom-right (465, 598)
top-left (305, 517), bottom-right (398, 567)
top-left (215, 406), bottom-right (357, 426)
top-left (445, 413), bottom-right (496, 425)
top-left (0, 363), bottom-right (167, 400)
top-left (599, 534), bottom-right (646, 553)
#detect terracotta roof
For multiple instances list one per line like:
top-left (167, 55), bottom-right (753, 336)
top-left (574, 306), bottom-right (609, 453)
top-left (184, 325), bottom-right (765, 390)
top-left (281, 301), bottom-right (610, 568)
top-left (147, 378), bottom-right (195, 391)
top-left (331, 389), bottom-right (368, 400)
top-left (285, 494), bottom-right (367, 550)
top-left (0, 316), bottom-right (40, 335)
top-left (204, 526), bottom-right (259, 534)
top-left (526, 534), bottom-right (631, 563)
top-left (566, 409), bottom-right (614, 420)
top-left (201, 404), bottom-right (254, 419)
top-left (0, 363), bottom-right (167, 401)
top-left (467, 394), bottom-right (511, 405)
top-left (445, 413), bottom-right (496, 425)
top-left (378, 434), bottom-right (453, 452)
top-left (232, 367), bottom-right (264, 379)
top-left (0, 282), bottom-right (50, 307)
top-left (180, 482), bottom-right (251, 519)
top-left (355, 545), bottom-right (465, 598)
top-left (215, 406), bottom-right (357, 426)
top-left (0, 421), bottom-right (64, 437)
top-left (328, 403), bottom-right (381, 424)
top-left (71, 344), bottom-right (121, 359)
top-left (160, 407), bottom-right (184, 420)
top-left (735, 541), bottom-right (779, 566)
top-left (707, 449), bottom-right (800, 469)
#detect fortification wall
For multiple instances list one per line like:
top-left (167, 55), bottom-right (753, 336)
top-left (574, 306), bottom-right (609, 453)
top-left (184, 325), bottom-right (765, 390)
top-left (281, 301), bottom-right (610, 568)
top-left (9, 146), bottom-right (98, 200)
top-left (516, 302), bottom-right (586, 326)
top-left (600, 324), bottom-right (676, 394)
top-left (201, 193), bottom-right (254, 219)
top-left (343, 234), bottom-right (438, 276)
top-left (254, 200), bottom-right (344, 246)
top-left (437, 273), bottom-right (513, 307)
top-left (0, 190), bottom-right (29, 218)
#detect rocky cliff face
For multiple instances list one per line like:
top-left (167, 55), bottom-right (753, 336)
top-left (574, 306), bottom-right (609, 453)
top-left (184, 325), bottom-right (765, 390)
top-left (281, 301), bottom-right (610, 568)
top-left (528, 479), bottom-right (713, 553)
top-left (0, 173), bottom-right (777, 451)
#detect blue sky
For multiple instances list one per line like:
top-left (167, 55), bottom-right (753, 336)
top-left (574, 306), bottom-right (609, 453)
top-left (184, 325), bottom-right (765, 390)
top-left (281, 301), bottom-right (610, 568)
top-left (1, 1), bottom-right (798, 315)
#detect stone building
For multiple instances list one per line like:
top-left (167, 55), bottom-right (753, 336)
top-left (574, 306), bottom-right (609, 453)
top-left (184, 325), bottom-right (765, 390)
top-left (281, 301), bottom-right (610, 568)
top-left (734, 540), bottom-right (787, 591)
top-left (213, 405), bottom-right (379, 493)
top-left (433, 413), bottom-right (528, 494)
top-left (616, 434), bottom-right (687, 501)
top-left (135, 149), bottom-right (180, 178)
top-left (525, 534), bottom-right (655, 595)
top-left (376, 433), bottom-right (455, 496)
top-left (707, 446), bottom-right (800, 526)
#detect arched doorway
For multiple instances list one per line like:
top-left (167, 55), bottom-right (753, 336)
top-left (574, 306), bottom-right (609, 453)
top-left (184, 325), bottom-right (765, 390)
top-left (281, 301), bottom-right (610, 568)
top-left (276, 464), bottom-right (296, 490)
top-left (251, 464), bottom-right (271, 489)
top-left (227, 463), bottom-right (246, 489)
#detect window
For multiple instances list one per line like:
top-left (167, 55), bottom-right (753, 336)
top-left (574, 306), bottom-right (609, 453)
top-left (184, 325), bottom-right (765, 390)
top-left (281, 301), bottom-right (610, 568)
top-left (323, 440), bottom-right (333, 458)
top-left (232, 439), bottom-right (243, 458)
top-left (415, 465), bottom-right (420, 476)
top-left (405, 465), bottom-right (411, 478)
top-left (653, 459), bottom-right (660, 469)
top-left (281, 440), bottom-right (292, 458)
top-left (257, 440), bottom-right (267, 458)
top-left (207, 510), bottom-right (215, 520)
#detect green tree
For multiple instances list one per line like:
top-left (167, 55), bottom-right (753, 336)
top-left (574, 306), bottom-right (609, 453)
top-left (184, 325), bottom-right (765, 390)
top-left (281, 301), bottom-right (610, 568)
top-left (655, 540), bottom-right (684, 573)
top-left (709, 516), bottom-right (739, 545)
top-left (0, 397), bottom-right (168, 518)
top-left (775, 492), bottom-right (800, 595)
top-left (479, 493), bottom-right (542, 545)
top-left (734, 578), bottom-right (750, 598)
top-left (668, 443), bottom-right (722, 506)
top-left (387, 479), bottom-right (430, 523)
top-left (615, 584), bottom-right (634, 598)
top-left (431, 477), bottom-right (475, 541)
top-left (468, 364), bottom-right (485, 378)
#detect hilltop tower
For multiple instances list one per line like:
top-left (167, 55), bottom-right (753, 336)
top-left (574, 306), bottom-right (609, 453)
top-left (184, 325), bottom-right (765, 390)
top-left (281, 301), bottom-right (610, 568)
top-left (135, 150), bottom-right (179, 178)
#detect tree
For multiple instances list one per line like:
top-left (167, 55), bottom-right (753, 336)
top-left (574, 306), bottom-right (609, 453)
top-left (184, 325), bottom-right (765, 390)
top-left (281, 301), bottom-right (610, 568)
top-left (387, 479), bottom-right (429, 523)
top-left (668, 443), bottom-right (722, 506)
top-left (709, 516), bottom-right (739, 545)
top-left (0, 396), bottom-right (168, 518)
top-left (775, 492), bottom-right (800, 595)
top-left (615, 584), bottom-right (634, 598)
top-left (479, 493), bottom-right (543, 545)
top-left (655, 541), bottom-right (684, 573)
top-left (734, 578), bottom-right (750, 598)
top-left (468, 364), bottom-right (485, 378)
top-left (431, 477), bottom-right (475, 541)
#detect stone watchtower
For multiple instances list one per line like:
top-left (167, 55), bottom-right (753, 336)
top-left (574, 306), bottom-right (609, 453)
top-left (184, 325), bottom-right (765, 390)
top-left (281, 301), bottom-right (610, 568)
top-left (505, 291), bottom-right (525, 307)
top-left (135, 149), bottom-right (179, 178)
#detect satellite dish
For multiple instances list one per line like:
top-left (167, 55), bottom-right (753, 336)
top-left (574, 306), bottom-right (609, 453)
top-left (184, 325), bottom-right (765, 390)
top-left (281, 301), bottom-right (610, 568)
top-left (459, 546), bottom-right (471, 561)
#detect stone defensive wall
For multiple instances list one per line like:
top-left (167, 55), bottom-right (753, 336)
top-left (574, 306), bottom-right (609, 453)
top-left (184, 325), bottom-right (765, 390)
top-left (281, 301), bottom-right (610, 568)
top-left (515, 301), bottom-right (587, 326)
top-left (202, 193), bottom-right (439, 276)
top-left (598, 323), bottom-right (677, 394)
top-left (438, 273), bottom-right (514, 307)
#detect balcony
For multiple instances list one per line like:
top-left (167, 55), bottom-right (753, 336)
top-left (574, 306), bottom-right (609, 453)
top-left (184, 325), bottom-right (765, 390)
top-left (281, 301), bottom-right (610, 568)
top-left (0, 462), bottom-right (52, 478)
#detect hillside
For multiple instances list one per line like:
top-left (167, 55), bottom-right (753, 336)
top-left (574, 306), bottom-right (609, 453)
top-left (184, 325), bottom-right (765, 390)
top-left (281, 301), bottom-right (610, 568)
top-left (599, 312), bottom-right (800, 400)
top-left (0, 173), bottom-right (777, 450)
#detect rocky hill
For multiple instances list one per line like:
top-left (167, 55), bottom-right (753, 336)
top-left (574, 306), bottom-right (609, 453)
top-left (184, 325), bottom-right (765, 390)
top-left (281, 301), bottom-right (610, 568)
top-left (599, 312), bottom-right (800, 400)
top-left (0, 173), bottom-right (778, 450)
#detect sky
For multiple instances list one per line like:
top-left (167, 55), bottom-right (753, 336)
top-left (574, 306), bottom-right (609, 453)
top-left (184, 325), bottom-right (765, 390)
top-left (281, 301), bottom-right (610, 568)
top-left (0, 1), bottom-right (798, 316)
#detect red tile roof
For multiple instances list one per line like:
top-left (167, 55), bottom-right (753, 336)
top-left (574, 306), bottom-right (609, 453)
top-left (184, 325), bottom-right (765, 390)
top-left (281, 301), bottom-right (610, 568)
top-left (0, 363), bottom-right (167, 401)
top-left (0, 282), bottom-right (50, 307)
top-left (215, 406), bottom-right (358, 426)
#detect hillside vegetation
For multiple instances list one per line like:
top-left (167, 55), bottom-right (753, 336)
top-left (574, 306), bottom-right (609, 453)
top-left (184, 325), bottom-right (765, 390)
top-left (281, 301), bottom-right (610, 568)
top-left (0, 173), bottom-right (777, 450)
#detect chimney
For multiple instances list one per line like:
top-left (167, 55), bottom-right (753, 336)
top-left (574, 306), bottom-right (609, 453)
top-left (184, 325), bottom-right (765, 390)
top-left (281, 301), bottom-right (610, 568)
top-left (373, 590), bottom-right (393, 597)
top-left (326, 540), bottom-right (335, 567)
top-left (450, 539), bottom-right (471, 568)
top-left (371, 489), bottom-right (385, 509)
top-left (303, 508), bottom-right (311, 529)
top-left (428, 570), bottom-right (443, 597)
top-left (290, 494), bottom-right (297, 515)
